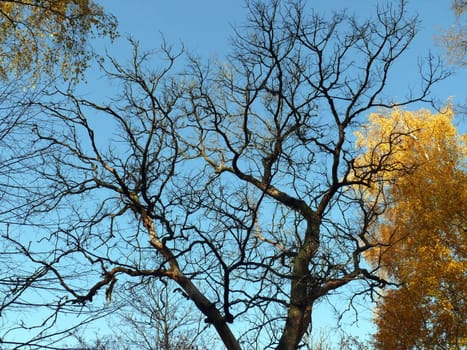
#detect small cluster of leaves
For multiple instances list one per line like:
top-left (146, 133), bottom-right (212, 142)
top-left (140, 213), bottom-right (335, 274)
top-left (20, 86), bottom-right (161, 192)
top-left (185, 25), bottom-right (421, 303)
top-left (439, 0), bottom-right (467, 66)
top-left (0, 0), bottom-right (118, 81)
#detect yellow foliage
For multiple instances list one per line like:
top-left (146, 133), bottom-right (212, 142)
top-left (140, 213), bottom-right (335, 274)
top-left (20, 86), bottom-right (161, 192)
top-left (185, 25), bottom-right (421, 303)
top-left (0, 0), bottom-right (117, 80)
top-left (354, 105), bottom-right (466, 349)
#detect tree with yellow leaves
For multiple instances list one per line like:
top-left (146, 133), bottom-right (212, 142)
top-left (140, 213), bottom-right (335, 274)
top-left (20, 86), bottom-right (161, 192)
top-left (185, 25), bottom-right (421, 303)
top-left (0, 0), bottom-right (117, 80)
top-left (355, 106), bottom-right (466, 349)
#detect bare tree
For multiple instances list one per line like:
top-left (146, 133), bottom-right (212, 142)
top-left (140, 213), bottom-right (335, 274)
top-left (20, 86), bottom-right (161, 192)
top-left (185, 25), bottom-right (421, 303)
top-left (109, 280), bottom-right (215, 350)
top-left (67, 280), bottom-right (213, 350)
top-left (0, 1), bottom-right (448, 349)
top-left (303, 329), bottom-right (370, 350)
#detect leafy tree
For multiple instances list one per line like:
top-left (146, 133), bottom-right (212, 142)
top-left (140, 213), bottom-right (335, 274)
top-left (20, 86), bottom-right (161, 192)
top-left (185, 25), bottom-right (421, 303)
top-left (0, 0), bottom-right (449, 349)
top-left (439, 0), bottom-right (466, 66)
top-left (355, 106), bottom-right (466, 349)
top-left (0, 0), bottom-right (116, 188)
top-left (0, 0), bottom-right (117, 80)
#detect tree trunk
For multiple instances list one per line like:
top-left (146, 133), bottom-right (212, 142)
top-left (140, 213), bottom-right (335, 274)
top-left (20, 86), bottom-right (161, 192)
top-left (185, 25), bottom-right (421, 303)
top-left (277, 218), bottom-right (319, 349)
top-left (141, 208), bottom-right (242, 350)
top-left (175, 274), bottom-right (242, 350)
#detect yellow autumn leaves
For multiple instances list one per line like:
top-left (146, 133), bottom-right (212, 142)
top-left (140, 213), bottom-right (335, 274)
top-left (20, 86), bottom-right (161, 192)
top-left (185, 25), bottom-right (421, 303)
top-left (354, 105), bottom-right (466, 349)
top-left (0, 0), bottom-right (117, 80)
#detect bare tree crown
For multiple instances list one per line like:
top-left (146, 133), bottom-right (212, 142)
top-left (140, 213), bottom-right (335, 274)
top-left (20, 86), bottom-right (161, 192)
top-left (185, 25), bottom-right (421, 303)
top-left (0, 1), bottom-right (449, 349)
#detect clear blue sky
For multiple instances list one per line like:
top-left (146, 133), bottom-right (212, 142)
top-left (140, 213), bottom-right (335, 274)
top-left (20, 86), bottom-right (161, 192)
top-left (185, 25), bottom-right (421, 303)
top-left (97, 0), bottom-right (465, 118)
top-left (82, 0), bottom-right (466, 346)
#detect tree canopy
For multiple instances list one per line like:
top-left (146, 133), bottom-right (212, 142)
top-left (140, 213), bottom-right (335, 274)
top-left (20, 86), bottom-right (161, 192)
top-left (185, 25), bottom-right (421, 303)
top-left (355, 106), bottom-right (466, 349)
top-left (0, 0), bottom-right (117, 80)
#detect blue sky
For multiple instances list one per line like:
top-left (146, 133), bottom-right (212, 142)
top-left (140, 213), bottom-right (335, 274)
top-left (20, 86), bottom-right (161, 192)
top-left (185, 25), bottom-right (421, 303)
top-left (86, 0), bottom-right (465, 346)
top-left (97, 0), bottom-right (465, 118)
